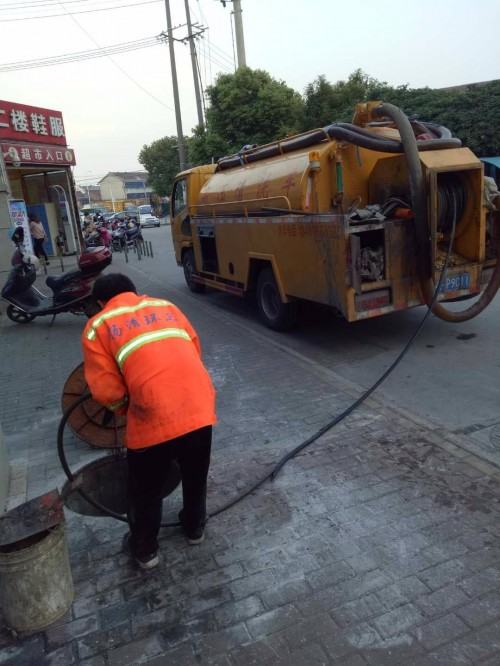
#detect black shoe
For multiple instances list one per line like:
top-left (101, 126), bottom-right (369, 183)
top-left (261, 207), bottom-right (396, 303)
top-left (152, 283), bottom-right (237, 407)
top-left (178, 510), bottom-right (206, 545)
top-left (122, 532), bottom-right (159, 569)
top-left (185, 527), bottom-right (205, 545)
top-left (45, 261), bottom-right (50, 265)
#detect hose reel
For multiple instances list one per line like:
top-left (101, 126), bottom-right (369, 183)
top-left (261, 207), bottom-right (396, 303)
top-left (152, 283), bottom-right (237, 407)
top-left (61, 363), bottom-right (126, 448)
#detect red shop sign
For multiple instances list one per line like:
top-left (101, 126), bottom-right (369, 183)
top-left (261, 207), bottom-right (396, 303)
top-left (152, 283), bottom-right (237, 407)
top-left (2, 142), bottom-right (76, 166)
top-left (0, 100), bottom-right (67, 146)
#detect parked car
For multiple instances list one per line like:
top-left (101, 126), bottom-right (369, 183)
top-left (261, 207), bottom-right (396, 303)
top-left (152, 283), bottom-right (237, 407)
top-left (138, 204), bottom-right (160, 228)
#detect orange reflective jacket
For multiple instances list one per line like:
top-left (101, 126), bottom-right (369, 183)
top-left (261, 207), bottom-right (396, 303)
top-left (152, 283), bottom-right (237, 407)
top-left (82, 292), bottom-right (216, 449)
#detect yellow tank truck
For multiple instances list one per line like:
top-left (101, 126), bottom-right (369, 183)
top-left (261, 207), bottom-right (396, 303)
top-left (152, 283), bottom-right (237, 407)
top-left (170, 102), bottom-right (500, 330)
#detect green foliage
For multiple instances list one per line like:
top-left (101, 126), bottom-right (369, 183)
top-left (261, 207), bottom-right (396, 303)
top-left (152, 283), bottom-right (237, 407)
top-left (187, 124), bottom-right (229, 167)
top-left (302, 70), bottom-right (500, 156)
top-left (203, 67), bottom-right (304, 154)
top-left (302, 69), bottom-right (391, 129)
top-left (138, 135), bottom-right (184, 196)
top-left (140, 68), bottom-right (500, 179)
top-left (443, 81), bottom-right (500, 156)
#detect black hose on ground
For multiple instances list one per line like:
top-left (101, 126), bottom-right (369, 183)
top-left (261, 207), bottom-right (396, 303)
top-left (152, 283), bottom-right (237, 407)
top-left (373, 102), bottom-right (500, 322)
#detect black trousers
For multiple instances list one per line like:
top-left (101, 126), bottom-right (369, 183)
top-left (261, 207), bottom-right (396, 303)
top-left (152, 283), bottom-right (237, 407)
top-left (33, 238), bottom-right (48, 261)
top-left (127, 425), bottom-right (212, 558)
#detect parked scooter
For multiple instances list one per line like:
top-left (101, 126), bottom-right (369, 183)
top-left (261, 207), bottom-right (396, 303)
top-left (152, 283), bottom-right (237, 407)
top-left (1, 227), bottom-right (112, 324)
top-left (85, 224), bottom-right (111, 248)
top-left (111, 219), bottom-right (143, 251)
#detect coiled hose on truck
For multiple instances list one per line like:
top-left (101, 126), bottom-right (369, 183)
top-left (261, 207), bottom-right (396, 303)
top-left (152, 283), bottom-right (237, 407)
top-left (372, 102), bottom-right (500, 323)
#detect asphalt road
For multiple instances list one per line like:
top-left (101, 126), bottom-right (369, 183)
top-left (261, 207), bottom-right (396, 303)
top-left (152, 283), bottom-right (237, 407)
top-left (139, 226), bottom-right (500, 453)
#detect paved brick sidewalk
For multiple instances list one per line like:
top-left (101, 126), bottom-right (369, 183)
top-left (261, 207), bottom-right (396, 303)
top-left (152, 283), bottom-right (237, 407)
top-left (1, 251), bottom-right (500, 665)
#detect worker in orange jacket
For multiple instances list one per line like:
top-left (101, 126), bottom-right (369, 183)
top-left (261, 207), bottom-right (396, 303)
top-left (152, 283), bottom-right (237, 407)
top-left (82, 273), bottom-right (216, 569)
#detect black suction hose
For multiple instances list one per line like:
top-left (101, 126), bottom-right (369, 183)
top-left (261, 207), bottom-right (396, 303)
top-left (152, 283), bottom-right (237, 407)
top-left (327, 123), bottom-right (461, 153)
top-left (57, 215), bottom-right (457, 528)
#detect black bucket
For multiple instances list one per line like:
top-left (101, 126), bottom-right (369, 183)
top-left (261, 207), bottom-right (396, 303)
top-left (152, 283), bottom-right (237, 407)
top-left (62, 454), bottom-right (181, 517)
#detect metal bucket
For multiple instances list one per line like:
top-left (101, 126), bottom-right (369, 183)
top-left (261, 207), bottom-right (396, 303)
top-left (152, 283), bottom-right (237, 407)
top-left (63, 453), bottom-right (181, 517)
top-left (0, 521), bottom-right (73, 633)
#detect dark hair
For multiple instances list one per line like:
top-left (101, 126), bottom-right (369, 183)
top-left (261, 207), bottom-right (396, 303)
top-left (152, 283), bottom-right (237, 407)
top-left (92, 273), bottom-right (137, 303)
top-left (28, 214), bottom-right (38, 222)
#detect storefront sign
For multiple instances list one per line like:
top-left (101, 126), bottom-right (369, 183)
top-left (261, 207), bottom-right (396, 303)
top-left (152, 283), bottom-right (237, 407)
top-left (1, 142), bottom-right (76, 166)
top-left (0, 100), bottom-right (67, 146)
top-left (9, 200), bottom-right (34, 256)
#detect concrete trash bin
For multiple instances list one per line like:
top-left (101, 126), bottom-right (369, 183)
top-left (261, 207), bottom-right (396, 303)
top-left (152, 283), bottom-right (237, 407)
top-left (0, 521), bottom-right (73, 633)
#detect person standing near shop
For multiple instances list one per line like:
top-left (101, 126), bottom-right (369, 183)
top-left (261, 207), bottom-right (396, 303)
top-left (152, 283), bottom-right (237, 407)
top-left (81, 273), bottom-right (216, 570)
top-left (29, 214), bottom-right (50, 265)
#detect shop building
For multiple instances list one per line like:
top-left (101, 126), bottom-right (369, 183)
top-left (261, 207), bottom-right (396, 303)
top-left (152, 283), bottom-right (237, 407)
top-left (0, 99), bottom-right (81, 276)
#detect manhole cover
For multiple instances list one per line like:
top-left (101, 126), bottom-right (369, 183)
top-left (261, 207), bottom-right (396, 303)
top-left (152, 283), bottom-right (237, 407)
top-left (63, 454), bottom-right (181, 517)
top-left (61, 363), bottom-right (126, 449)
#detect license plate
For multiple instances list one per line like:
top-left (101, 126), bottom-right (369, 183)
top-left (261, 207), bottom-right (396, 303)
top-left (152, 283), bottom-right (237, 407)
top-left (441, 273), bottom-right (470, 293)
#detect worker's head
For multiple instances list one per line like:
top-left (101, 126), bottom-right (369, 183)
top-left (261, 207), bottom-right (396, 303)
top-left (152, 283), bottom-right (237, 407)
top-left (92, 273), bottom-right (137, 307)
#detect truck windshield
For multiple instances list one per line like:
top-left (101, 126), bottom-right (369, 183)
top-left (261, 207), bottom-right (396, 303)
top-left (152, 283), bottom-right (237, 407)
top-left (139, 205), bottom-right (151, 215)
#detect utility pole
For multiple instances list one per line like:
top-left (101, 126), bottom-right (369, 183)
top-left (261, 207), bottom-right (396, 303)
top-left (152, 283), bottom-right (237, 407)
top-left (219, 1), bottom-right (246, 68)
top-left (164, 0), bottom-right (187, 171)
top-left (232, 0), bottom-right (246, 68)
top-left (184, 0), bottom-right (204, 127)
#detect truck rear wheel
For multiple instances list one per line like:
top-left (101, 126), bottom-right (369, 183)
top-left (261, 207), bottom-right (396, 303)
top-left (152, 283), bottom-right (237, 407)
top-left (256, 267), bottom-right (298, 331)
top-left (183, 249), bottom-right (206, 293)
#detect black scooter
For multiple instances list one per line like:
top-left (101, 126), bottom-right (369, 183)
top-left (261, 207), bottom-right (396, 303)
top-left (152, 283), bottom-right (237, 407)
top-left (111, 220), bottom-right (143, 251)
top-left (1, 227), bottom-right (112, 324)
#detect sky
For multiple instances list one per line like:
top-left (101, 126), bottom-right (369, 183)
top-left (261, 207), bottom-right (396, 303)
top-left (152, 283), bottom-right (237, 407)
top-left (0, 0), bottom-right (499, 189)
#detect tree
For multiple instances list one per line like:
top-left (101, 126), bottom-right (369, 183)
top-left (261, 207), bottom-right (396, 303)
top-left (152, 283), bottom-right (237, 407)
top-left (302, 69), bottom-right (391, 129)
top-left (187, 124), bottom-right (229, 168)
top-left (452, 80), bottom-right (500, 156)
top-left (202, 67), bottom-right (304, 157)
top-left (302, 71), bottom-right (500, 156)
top-left (302, 75), bottom-right (338, 130)
top-left (138, 136), bottom-right (184, 196)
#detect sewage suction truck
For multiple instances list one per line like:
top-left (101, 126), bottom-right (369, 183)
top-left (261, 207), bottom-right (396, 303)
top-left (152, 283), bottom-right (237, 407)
top-left (170, 101), bottom-right (500, 330)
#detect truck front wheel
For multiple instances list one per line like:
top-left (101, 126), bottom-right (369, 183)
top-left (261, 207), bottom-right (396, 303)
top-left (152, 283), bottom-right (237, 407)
top-left (256, 267), bottom-right (298, 331)
top-left (182, 249), bottom-right (206, 293)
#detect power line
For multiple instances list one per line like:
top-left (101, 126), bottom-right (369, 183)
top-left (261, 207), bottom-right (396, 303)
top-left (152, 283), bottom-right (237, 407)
top-left (53, 0), bottom-right (175, 111)
top-left (0, 0), bottom-right (120, 9)
top-left (203, 38), bottom-right (234, 67)
top-left (0, 0), bottom-right (162, 22)
top-left (197, 40), bottom-right (233, 74)
top-left (0, 36), bottom-right (162, 72)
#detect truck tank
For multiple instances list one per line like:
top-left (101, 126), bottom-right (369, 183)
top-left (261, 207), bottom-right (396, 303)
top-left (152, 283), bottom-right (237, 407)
top-left (193, 102), bottom-right (464, 220)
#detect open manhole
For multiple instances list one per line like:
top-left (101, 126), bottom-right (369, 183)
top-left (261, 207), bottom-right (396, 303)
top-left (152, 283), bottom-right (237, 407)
top-left (61, 363), bottom-right (126, 449)
top-left (63, 453), bottom-right (181, 517)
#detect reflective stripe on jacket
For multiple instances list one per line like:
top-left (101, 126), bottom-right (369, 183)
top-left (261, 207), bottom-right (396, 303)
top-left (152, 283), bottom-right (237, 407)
top-left (82, 291), bottom-right (216, 449)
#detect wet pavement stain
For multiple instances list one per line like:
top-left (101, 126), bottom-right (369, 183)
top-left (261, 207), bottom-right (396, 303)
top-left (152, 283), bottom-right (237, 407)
top-left (456, 333), bottom-right (477, 340)
top-left (373, 433), bottom-right (500, 515)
